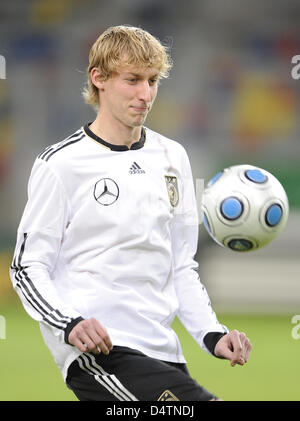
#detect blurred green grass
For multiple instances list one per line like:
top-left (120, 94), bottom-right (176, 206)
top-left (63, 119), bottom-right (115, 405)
top-left (176, 313), bottom-right (300, 401)
top-left (0, 299), bottom-right (299, 401)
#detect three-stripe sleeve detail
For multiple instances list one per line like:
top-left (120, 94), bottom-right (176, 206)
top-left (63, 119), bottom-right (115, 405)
top-left (10, 233), bottom-right (73, 330)
top-left (77, 354), bottom-right (139, 401)
top-left (38, 129), bottom-right (85, 162)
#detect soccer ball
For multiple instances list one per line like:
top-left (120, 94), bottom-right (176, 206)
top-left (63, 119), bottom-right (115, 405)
top-left (201, 165), bottom-right (289, 252)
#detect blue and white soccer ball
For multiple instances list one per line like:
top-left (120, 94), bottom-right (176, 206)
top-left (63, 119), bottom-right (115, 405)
top-left (201, 165), bottom-right (289, 252)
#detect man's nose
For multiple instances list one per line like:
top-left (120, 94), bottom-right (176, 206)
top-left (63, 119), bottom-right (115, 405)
top-left (138, 81), bottom-right (152, 103)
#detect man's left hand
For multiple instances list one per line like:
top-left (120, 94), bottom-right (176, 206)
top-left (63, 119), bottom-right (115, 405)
top-left (214, 330), bottom-right (252, 367)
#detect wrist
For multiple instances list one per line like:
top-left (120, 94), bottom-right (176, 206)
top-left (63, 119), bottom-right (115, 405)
top-left (64, 316), bottom-right (85, 345)
top-left (204, 332), bottom-right (227, 357)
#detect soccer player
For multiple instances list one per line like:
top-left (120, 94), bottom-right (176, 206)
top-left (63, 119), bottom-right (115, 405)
top-left (10, 25), bottom-right (252, 401)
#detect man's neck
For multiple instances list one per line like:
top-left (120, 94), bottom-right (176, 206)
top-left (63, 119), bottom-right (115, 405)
top-left (89, 114), bottom-right (142, 149)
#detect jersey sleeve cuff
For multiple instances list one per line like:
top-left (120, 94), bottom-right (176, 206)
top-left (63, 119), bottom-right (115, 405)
top-left (64, 316), bottom-right (85, 345)
top-left (203, 331), bottom-right (227, 357)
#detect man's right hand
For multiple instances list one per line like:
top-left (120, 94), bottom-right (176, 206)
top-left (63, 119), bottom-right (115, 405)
top-left (68, 317), bottom-right (113, 355)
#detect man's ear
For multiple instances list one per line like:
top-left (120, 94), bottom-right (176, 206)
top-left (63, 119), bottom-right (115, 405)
top-left (90, 67), bottom-right (105, 90)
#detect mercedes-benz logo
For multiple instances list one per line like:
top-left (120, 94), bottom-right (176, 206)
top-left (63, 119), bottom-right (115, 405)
top-left (93, 178), bottom-right (119, 206)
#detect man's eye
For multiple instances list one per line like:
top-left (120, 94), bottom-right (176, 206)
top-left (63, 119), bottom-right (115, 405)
top-left (149, 79), bottom-right (158, 85)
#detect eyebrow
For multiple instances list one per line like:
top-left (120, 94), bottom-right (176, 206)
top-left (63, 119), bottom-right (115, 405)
top-left (123, 72), bottom-right (159, 78)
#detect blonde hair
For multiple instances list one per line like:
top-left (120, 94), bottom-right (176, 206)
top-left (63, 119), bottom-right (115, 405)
top-left (82, 25), bottom-right (173, 108)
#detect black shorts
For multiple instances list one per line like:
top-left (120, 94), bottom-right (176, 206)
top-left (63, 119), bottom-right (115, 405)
top-left (66, 346), bottom-right (216, 401)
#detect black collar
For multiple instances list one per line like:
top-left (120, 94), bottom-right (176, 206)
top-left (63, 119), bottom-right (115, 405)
top-left (84, 123), bottom-right (146, 151)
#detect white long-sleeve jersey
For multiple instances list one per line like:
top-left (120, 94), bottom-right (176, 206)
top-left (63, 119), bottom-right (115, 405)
top-left (10, 124), bottom-right (227, 381)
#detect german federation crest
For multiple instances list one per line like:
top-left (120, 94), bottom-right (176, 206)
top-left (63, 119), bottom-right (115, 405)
top-left (157, 389), bottom-right (179, 401)
top-left (165, 175), bottom-right (179, 207)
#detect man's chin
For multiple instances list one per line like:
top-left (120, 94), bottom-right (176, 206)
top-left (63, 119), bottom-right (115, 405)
top-left (131, 116), bottom-right (147, 127)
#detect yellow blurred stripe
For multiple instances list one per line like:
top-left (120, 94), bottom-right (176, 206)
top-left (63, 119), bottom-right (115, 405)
top-left (0, 250), bottom-right (14, 302)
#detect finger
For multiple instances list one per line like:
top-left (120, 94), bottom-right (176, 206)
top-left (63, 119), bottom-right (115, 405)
top-left (95, 328), bottom-right (113, 352)
top-left (244, 339), bottom-right (252, 362)
top-left (83, 331), bottom-right (110, 355)
top-left (68, 318), bottom-right (113, 355)
top-left (90, 319), bottom-right (113, 352)
top-left (235, 352), bottom-right (246, 365)
top-left (91, 345), bottom-right (102, 355)
top-left (237, 332), bottom-right (247, 365)
top-left (96, 326), bottom-right (113, 351)
top-left (229, 330), bottom-right (243, 366)
top-left (239, 334), bottom-right (251, 363)
top-left (78, 332), bottom-right (98, 352)
top-left (239, 332), bottom-right (247, 346)
top-left (87, 335), bottom-right (108, 355)
top-left (68, 325), bottom-right (94, 352)
top-left (75, 318), bottom-right (110, 355)
top-left (88, 330), bottom-right (112, 356)
top-left (236, 334), bottom-right (252, 365)
top-left (71, 337), bottom-right (90, 353)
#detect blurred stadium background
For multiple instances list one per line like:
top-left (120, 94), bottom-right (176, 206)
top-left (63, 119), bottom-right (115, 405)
top-left (0, 0), bottom-right (299, 401)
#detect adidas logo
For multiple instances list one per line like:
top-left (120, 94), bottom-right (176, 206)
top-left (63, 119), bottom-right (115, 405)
top-left (129, 161), bottom-right (145, 174)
